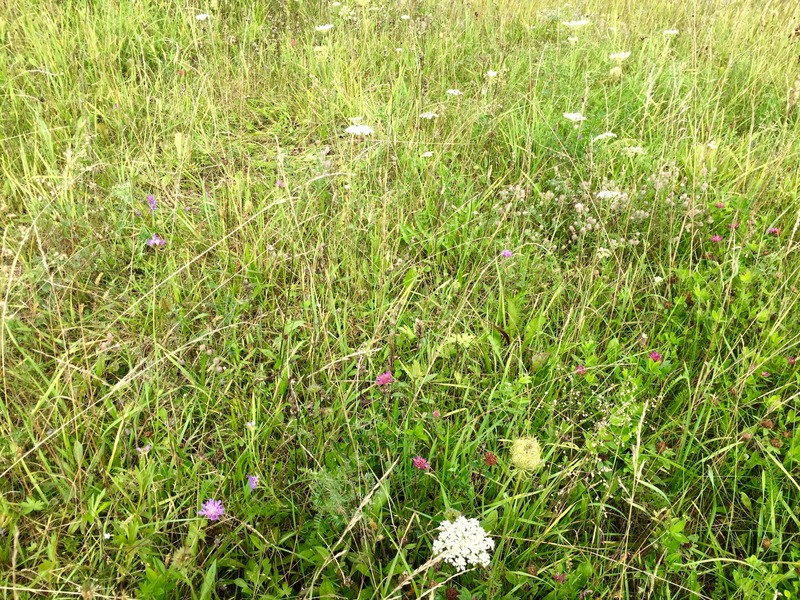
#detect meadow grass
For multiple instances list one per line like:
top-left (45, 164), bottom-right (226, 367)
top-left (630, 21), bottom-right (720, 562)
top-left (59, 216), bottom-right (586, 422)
top-left (2, 0), bottom-right (800, 598)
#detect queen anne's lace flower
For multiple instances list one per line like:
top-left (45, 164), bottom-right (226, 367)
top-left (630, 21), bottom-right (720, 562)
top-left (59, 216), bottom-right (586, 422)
top-left (345, 124), bottom-right (374, 136)
top-left (432, 516), bottom-right (494, 571)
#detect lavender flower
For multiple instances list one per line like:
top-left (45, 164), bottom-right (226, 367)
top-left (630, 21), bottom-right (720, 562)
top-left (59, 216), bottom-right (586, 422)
top-left (500, 249), bottom-right (513, 258)
top-left (247, 475), bottom-right (259, 490)
top-left (199, 499), bottom-right (225, 521)
top-left (147, 194), bottom-right (157, 212)
top-left (375, 371), bottom-right (394, 386)
top-left (146, 234), bottom-right (166, 248)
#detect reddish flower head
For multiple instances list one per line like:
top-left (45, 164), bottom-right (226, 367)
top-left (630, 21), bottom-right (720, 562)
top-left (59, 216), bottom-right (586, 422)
top-left (484, 452), bottom-right (498, 466)
top-left (768, 227), bottom-right (780, 236)
top-left (711, 235), bottom-right (722, 243)
top-left (375, 371), bottom-right (394, 386)
top-left (412, 456), bottom-right (430, 470)
top-left (788, 356), bottom-right (797, 366)
top-left (575, 364), bottom-right (587, 376)
top-left (648, 351), bottom-right (663, 364)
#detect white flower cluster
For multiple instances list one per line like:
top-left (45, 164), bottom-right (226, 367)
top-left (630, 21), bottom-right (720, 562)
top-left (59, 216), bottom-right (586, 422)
top-left (431, 516), bottom-right (494, 571)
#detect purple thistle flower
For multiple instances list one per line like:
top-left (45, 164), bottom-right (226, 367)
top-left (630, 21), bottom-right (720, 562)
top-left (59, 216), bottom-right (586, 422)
top-left (146, 234), bottom-right (166, 247)
top-left (247, 475), bottom-right (259, 490)
top-left (375, 370), bottom-right (394, 386)
top-left (412, 456), bottom-right (430, 470)
top-left (500, 249), bottom-right (513, 258)
top-left (147, 194), bottom-right (157, 212)
top-left (648, 351), bottom-right (663, 364)
top-left (198, 499), bottom-right (225, 521)
top-left (710, 235), bottom-right (722, 243)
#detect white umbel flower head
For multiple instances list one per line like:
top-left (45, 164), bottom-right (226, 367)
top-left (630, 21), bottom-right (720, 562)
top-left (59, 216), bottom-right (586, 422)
top-left (345, 124), bottom-right (374, 136)
top-left (486, 70), bottom-right (498, 78)
top-left (663, 29), bottom-right (679, 36)
top-left (431, 516), bottom-right (494, 572)
top-left (563, 112), bottom-right (587, 126)
top-left (591, 131), bottom-right (617, 143)
top-left (609, 51), bottom-right (631, 62)
top-left (315, 24), bottom-right (334, 32)
top-left (446, 89), bottom-right (463, 96)
top-left (562, 19), bottom-right (590, 29)
top-left (195, 13), bottom-right (210, 21)
top-left (419, 111), bottom-right (439, 120)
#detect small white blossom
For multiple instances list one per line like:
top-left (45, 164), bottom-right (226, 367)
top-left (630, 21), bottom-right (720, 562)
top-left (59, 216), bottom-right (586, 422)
top-left (591, 131), bottom-right (617, 143)
top-left (431, 516), bottom-right (494, 572)
top-left (596, 190), bottom-right (623, 200)
top-left (622, 145), bottom-right (646, 156)
top-left (421, 151), bottom-right (434, 158)
top-left (563, 112), bottom-right (587, 125)
top-left (332, 1), bottom-right (342, 6)
top-left (446, 89), bottom-right (463, 96)
top-left (315, 24), bottom-right (334, 32)
top-left (663, 29), bottom-right (680, 36)
top-left (396, 47), bottom-right (403, 53)
top-left (654, 276), bottom-right (664, 285)
top-left (562, 19), bottom-right (590, 29)
top-left (609, 51), bottom-right (631, 62)
top-left (195, 13), bottom-right (210, 21)
top-left (419, 111), bottom-right (439, 120)
top-left (345, 124), bottom-right (374, 136)
top-left (103, 532), bottom-right (112, 540)
top-left (400, 14), bottom-right (411, 20)
top-left (486, 70), bottom-right (498, 78)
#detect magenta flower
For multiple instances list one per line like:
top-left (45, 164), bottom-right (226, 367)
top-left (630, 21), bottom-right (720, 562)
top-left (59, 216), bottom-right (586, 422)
top-left (375, 371), bottom-right (394, 386)
top-left (136, 444), bottom-right (152, 455)
top-left (714, 202), bottom-right (725, 209)
top-left (431, 410), bottom-right (441, 419)
top-left (412, 456), bottom-right (430, 470)
top-left (146, 234), bottom-right (166, 247)
top-left (147, 194), bottom-right (157, 212)
top-left (711, 235), bottom-right (722, 243)
top-left (768, 227), bottom-right (780, 236)
top-left (247, 475), bottom-right (259, 490)
top-left (648, 351), bottom-right (663, 364)
top-left (500, 249), bottom-right (513, 258)
top-left (199, 499), bottom-right (225, 521)
top-left (760, 371), bottom-right (770, 378)
top-left (276, 179), bottom-right (285, 188)
top-left (787, 356), bottom-right (797, 366)
top-left (575, 364), bottom-right (587, 376)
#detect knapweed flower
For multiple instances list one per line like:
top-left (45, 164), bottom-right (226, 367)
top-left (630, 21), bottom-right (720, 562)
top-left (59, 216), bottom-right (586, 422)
top-left (591, 131), bottom-right (616, 143)
top-left (711, 235), bottom-right (723, 243)
top-left (195, 13), bottom-right (209, 21)
top-left (609, 51), bottom-right (631, 62)
top-left (147, 194), bottom-right (157, 212)
top-left (562, 19), bottom-right (590, 28)
top-left (648, 350), bottom-right (663, 363)
top-left (500, 249), bottom-right (513, 258)
top-left (563, 112), bottom-right (587, 125)
top-left (146, 234), bottom-right (166, 247)
top-left (345, 124), bottom-right (374, 136)
top-left (419, 111), bottom-right (438, 120)
top-left (575, 364), bottom-right (587, 375)
top-left (446, 89), bottom-right (463, 96)
top-left (510, 437), bottom-right (543, 471)
top-left (663, 29), bottom-right (680, 36)
top-left (412, 456), bottom-right (430, 470)
top-left (375, 370), bottom-right (394, 386)
top-left (315, 24), bottom-right (334, 32)
top-left (247, 475), bottom-right (259, 490)
top-left (199, 499), bottom-right (225, 521)
top-left (431, 516), bottom-right (494, 571)
top-left (768, 227), bottom-right (780, 236)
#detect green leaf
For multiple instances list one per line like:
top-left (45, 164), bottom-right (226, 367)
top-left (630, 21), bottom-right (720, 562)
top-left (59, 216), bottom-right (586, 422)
top-left (199, 560), bottom-right (217, 600)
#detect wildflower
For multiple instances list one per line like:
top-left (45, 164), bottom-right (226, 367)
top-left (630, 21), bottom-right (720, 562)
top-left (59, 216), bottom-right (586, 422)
top-left (575, 364), bottom-right (587, 375)
top-left (147, 194), bottom-right (157, 212)
top-left (553, 572), bottom-right (568, 584)
top-left (103, 532), bottom-right (112, 540)
top-left (432, 409), bottom-right (441, 418)
top-left (400, 14), bottom-right (411, 20)
top-left (788, 356), bottom-right (797, 366)
top-left (136, 444), bottom-right (151, 455)
top-left (421, 151), bottom-right (434, 158)
top-left (431, 516), bottom-right (495, 571)
top-left (596, 190), bottom-right (622, 200)
top-left (563, 112), bottom-right (587, 125)
top-left (275, 179), bottom-right (285, 188)
top-left (500, 249), bottom-right (513, 258)
top-left (591, 131), bottom-right (617, 143)
top-left (711, 235), bottom-right (723, 243)
top-left (412, 456), bottom-right (430, 470)
top-left (510, 437), bottom-right (543, 471)
top-left (247, 475), bottom-right (259, 490)
top-left (245, 420), bottom-right (256, 429)
top-left (654, 276), bottom-right (664, 285)
top-left (714, 202), bottom-right (725, 209)
top-left (663, 29), bottom-right (680, 36)
top-left (315, 24), bottom-right (334, 32)
top-left (648, 351), bottom-right (663, 363)
top-left (419, 111), bottom-right (438, 120)
top-left (375, 370), bottom-right (394, 386)
top-left (396, 47), bottom-right (403, 53)
top-left (486, 70), bottom-right (498, 78)
top-left (484, 452), bottom-right (498, 466)
top-left (609, 66), bottom-right (623, 80)
top-left (146, 234), bottom-right (166, 247)
top-left (199, 499), bottom-right (225, 521)
top-left (609, 51), bottom-right (631, 62)
top-left (567, 35), bottom-right (579, 44)
top-left (729, 222), bottom-right (740, 230)
top-left (345, 124), bottom-right (374, 136)
top-left (562, 19), bottom-right (590, 29)
top-left (195, 13), bottom-right (209, 21)
top-left (768, 227), bottom-right (780, 236)
top-left (332, 1), bottom-right (341, 6)
top-left (622, 146), bottom-right (646, 156)
top-left (760, 371), bottom-right (770, 378)
top-left (446, 89), bottom-right (463, 96)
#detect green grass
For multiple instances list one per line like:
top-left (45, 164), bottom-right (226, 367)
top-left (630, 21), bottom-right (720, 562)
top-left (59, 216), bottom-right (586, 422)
top-left (2, 0), bottom-right (800, 598)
